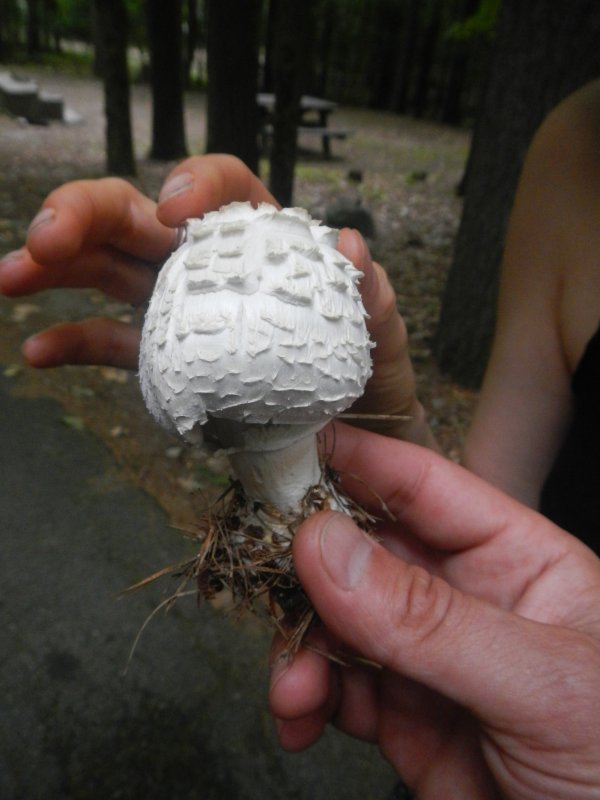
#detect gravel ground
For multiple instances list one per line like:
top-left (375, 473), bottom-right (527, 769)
top-left (0, 64), bottom-right (478, 528)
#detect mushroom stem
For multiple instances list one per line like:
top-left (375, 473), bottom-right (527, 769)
top-left (228, 432), bottom-right (320, 513)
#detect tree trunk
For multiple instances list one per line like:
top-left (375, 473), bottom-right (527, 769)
top-left (146, 0), bottom-right (188, 161)
top-left (438, 0), bottom-right (478, 124)
top-left (93, 0), bottom-right (136, 176)
top-left (184, 0), bottom-right (199, 87)
top-left (388, 0), bottom-right (420, 114)
top-left (314, 0), bottom-right (336, 98)
top-left (26, 0), bottom-right (41, 56)
top-left (411, 1), bottom-right (441, 118)
top-left (268, 0), bottom-right (315, 206)
top-left (435, 0), bottom-right (600, 387)
top-left (205, 0), bottom-right (261, 174)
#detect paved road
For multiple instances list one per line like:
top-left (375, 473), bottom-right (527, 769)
top-left (0, 373), bottom-right (394, 799)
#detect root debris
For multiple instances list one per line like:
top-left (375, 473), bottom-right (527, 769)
top-left (125, 465), bottom-right (375, 655)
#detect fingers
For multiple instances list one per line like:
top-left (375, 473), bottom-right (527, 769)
top-left (269, 640), bottom-right (336, 752)
top-left (292, 509), bottom-right (600, 729)
top-left (337, 230), bottom-right (398, 348)
top-left (269, 631), bottom-right (379, 751)
top-left (156, 154), bottom-right (278, 226)
top-left (326, 422), bottom-right (556, 554)
top-left (336, 229), bottom-right (437, 445)
top-left (26, 178), bottom-right (175, 264)
top-left (337, 228), bottom-right (404, 360)
top-left (22, 318), bottom-right (141, 370)
top-left (1, 178), bottom-right (175, 302)
top-left (0, 245), bottom-right (158, 305)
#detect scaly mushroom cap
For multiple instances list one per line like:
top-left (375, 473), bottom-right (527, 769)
top-left (139, 202), bottom-right (373, 446)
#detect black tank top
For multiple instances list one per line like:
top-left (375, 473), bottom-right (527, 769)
top-left (540, 322), bottom-right (600, 553)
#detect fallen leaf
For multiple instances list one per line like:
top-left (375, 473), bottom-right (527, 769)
top-left (165, 446), bottom-right (183, 460)
top-left (61, 415), bottom-right (85, 431)
top-left (11, 303), bottom-right (41, 323)
top-left (3, 364), bottom-right (23, 378)
top-left (110, 425), bottom-right (128, 438)
top-left (177, 476), bottom-right (203, 493)
top-left (99, 367), bottom-right (128, 383)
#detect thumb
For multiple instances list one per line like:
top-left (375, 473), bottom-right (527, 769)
top-left (293, 511), bottom-right (588, 726)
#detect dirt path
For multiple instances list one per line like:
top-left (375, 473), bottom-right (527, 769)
top-left (0, 65), bottom-right (477, 528)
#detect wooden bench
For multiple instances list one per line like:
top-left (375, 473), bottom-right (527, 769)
top-left (297, 125), bottom-right (354, 158)
top-left (0, 71), bottom-right (64, 123)
top-left (261, 123), bottom-right (354, 158)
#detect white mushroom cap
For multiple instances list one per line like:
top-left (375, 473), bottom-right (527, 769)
top-left (139, 202), bottom-right (373, 448)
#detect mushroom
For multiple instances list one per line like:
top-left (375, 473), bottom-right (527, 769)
top-left (138, 201), bottom-right (374, 646)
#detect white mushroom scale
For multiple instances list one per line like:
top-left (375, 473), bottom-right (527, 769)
top-left (138, 201), bottom-right (374, 648)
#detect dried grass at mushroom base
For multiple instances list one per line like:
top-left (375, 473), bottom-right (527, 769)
top-left (125, 448), bottom-right (379, 658)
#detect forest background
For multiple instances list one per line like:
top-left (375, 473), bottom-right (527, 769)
top-left (1, 0), bottom-right (600, 400)
top-left (2, 5), bottom-right (600, 797)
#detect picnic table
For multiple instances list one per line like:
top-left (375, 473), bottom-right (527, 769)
top-left (257, 93), bottom-right (353, 158)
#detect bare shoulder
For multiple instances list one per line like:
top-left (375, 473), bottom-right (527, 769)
top-left (464, 82), bottom-right (600, 502)
top-left (544, 82), bottom-right (600, 368)
top-left (501, 80), bottom-right (600, 371)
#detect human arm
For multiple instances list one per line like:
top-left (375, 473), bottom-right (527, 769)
top-left (270, 423), bottom-right (600, 798)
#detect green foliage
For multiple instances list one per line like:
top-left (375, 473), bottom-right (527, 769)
top-left (445, 0), bottom-right (499, 41)
top-left (35, 48), bottom-right (94, 75)
top-left (53, 0), bottom-right (92, 41)
top-left (123, 0), bottom-right (148, 48)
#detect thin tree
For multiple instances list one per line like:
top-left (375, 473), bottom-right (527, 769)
top-left (435, 0), bottom-right (600, 386)
top-left (25, 0), bottom-right (41, 56)
top-left (268, 0), bottom-right (315, 206)
top-left (184, 0), bottom-right (199, 87)
top-left (93, 0), bottom-right (136, 176)
top-left (146, 0), bottom-right (188, 161)
top-left (204, 0), bottom-right (261, 174)
top-left (388, 0), bottom-right (420, 114)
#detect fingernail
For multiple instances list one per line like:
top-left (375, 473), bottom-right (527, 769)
top-left (172, 225), bottom-right (186, 249)
top-left (320, 514), bottom-right (373, 590)
top-left (158, 172), bottom-right (194, 204)
top-left (27, 207), bottom-right (55, 235)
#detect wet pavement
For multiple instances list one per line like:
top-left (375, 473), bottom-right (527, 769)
top-left (0, 370), bottom-right (395, 799)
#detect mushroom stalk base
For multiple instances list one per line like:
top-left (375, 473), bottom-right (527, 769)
top-left (160, 463), bottom-right (375, 653)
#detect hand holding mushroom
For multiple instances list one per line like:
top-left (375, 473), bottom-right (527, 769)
top-left (269, 422), bottom-right (600, 798)
top-left (0, 154), bottom-right (435, 447)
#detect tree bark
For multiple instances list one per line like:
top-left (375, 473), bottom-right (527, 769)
top-left (388, 0), bottom-right (420, 114)
top-left (438, 0), bottom-right (478, 124)
top-left (184, 0), bottom-right (199, 88)
top-left (26, 0), bottom-right (41, 56)
top-left (411, 2), bottom-right (441, 118)
top-left (435, 0), bottom-right (600, 387)
top-left (205, 0), bottom-right (261, 174)
top-left (268, 0), bottom-right (315, 207)
top-left (146, 0), bottom-right (188, 161)
top-left (93, 0), bottom-right (136, 176)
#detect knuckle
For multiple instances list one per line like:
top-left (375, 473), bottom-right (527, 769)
top-left (388, 564), bottom-right (455, 649)
top-left (386, 451), bottom-right (434, 521)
